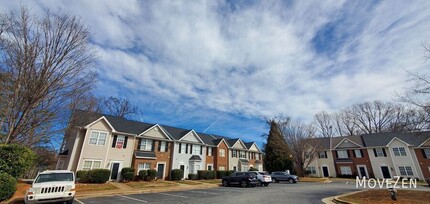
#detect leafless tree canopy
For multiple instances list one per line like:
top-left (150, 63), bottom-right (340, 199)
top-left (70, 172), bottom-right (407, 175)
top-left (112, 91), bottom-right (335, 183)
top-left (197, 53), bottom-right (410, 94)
top-left (313, 101), bottom-right (430, 137)
top-left (0, 7), bottom-right (97, 147)
top-left (278, 119), bottom-right (320, 176)
top-left (100, 96), bottom-right (139, 118)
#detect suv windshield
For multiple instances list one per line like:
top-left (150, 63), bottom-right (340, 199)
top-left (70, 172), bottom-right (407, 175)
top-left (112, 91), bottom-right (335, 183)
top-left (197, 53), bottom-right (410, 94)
top-left (35, 173), bottom-right (74, 183)
top-left (259, 172), bottom-right (269, 175)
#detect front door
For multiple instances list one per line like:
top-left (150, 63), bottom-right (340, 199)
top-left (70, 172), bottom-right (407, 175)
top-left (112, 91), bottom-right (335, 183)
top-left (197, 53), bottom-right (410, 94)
top-left (157, 164), bottom-right (165, 179)
top-left (359, 166), bottom-right (367, 178)
top-left (381, 166), bottom-right (391, 178)
top-left (180, 165), bottom-right (185, 179)
top-left (322, 167), bottom-right (329, 177)
top-left (110, 162), bottom-right (120, 180)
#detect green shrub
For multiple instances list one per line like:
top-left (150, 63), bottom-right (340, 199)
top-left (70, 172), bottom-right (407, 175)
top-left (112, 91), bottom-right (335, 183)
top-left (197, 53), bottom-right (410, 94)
top-left (0, 144), bottom-right (36, 179)
top-left (216, 170), bottom-right (227, 179)
top-left (171, 169), bottom-right (183, 181)
top-left (76, 170), bottom-right (89, 183)
top-left (87, 169), bottom-right (111, 183)
top-left (188, 173), bottom-right (198, 180)
top-left (138, 170), bottom-right (148, 181)
top-left (0, 172), bottom-right (17, 202)
top-left (146, 169), bottom-right (157, 181)
top-left (198, 170), bottom-right (216, 180)
top-left (249, 167), bottom-right (258, 171)
top-left (121, 168), bottom-right (135, 182)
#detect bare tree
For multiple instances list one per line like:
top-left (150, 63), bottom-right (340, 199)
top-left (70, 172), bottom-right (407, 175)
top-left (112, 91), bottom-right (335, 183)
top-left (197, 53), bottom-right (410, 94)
top-left (313, 111), bottom-right (335, 137)
top-left (100, 96), bottom-right (139, 118)
top-left (279, 119), bottom-right (320, 176)
top-left (0, 7), bottom-right (96, 147)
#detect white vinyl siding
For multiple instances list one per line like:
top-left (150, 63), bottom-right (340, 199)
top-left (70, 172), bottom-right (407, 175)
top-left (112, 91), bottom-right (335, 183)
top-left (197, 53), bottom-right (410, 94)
top-left (89, 131), bottom-right (107, 145)
top-left (340, 166), bottom-right (352, 175)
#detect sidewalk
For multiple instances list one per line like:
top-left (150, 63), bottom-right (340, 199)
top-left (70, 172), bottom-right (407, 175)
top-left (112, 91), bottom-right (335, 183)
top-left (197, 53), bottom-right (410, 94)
top-left (75, 181), bottom-right (220, 198)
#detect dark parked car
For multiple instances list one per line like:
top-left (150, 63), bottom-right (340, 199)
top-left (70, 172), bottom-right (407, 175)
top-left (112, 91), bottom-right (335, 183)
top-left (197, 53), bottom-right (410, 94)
top-left (222, 172), bottom-right (259, 187)
top-left (270, 171), bottom-right (299, 184)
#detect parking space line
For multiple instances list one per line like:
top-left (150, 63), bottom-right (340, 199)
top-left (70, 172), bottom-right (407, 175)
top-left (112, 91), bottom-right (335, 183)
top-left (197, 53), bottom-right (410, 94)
top-left (188, 190), bottom-right (218, 195)
top-left (119, 195), bottom-right (148, 203)
top-left (74, 198), bottom-right (85, 204)
top-left (157, 192), bottom-right (188, 198)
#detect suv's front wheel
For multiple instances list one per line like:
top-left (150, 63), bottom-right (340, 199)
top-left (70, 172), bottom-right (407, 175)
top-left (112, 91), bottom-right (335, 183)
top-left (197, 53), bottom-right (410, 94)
top-left (240, 180), bottom-right (247, 188)
top-left (222, 180), bottom-right (229, 187)
top-left (66, 198), bottom-right (74, 204)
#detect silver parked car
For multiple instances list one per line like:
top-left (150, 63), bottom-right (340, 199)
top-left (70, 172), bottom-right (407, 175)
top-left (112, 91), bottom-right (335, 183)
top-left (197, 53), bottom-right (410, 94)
top-left (270, 171), bottom-right (299, 184)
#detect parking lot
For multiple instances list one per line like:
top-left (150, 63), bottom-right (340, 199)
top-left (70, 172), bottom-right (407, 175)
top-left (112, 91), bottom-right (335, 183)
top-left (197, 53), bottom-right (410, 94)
top-left (76, 181), bottom-right (361, 204)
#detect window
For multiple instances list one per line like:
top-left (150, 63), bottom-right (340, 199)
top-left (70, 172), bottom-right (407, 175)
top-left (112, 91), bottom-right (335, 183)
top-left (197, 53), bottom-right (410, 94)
top-left (319, 151), bottom-right (327, 159)
top-left (398, 166), bottom-right (413, 176)
top-left (424, 149), bottom-right (430, 158)
top-left (220, 149), bottom-right (225, 157)
top-left (233, 166), bottom-right (237, 171)
top-left (138, 163), bottom-right (151, 174)
top-left (337, 150), bottom-right (349, 159)
top-left (207, 147), bottom-right (212, 156)
top-left (57, 160), bottom-right (64, 170)
top-left (374, 148), bottom-right (386, 157)
top-left (181, 143), bottom-right (186, 153)
top-left (307, 166), bottom-right (316, 174)
top-left (256, 153), bottom-right (260, 160)
top-left (393, 147), bottom-right (407, 156)
top-left (340, 166), bottom-right (352, 175)
top-left (82, 160), bottom-right (101, 170)
top-left (115, 135), bottom-right (125, 148)
top-left (354, 150), bottom-right (362, 158)
top-left (193, 145), bottom-right (200, 155)
top-left (140, 139), bottom-right (153, 151)
top-left (207, 164), bottom-right (213, 171)
top-left (232, 150), bottom-right (237, 158)
top-left (89, 131), bottom-right (107, 145)
top-left (239, 151), bottom-right (246, 159)
top-left (219, 166), bottom-right (225, 171)
top-left (159, 141), bottom-right (166, 152)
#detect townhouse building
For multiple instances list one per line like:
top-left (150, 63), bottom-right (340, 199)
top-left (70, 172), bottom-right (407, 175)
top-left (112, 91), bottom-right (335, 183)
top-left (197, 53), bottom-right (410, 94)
top-left (306, 132), bottom-right (430, 180)
top-left (57, 110), bottom-right (264, 181)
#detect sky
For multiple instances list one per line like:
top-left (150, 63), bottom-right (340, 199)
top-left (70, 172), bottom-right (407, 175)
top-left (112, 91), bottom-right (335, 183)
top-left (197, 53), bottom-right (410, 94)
top-left (1, 0), bottom-right (430, 148)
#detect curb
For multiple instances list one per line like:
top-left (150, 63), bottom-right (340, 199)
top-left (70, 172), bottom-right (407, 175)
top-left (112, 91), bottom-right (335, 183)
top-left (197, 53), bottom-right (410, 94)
top-left (322, 190), bottom-right (368, 204)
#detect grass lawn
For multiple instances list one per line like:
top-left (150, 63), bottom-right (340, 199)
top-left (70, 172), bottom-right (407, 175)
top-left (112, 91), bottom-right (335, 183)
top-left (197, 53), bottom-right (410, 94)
top-left (299, 177), bottom-right (328, 182)
top-left (339, 189), bottom-right (430, 204)
top-left (197, 179), bottom-right (222, 184)
top-left (76, 183), bottom-right (118, 192)
top-left (126, 180), bottom-right (179, 189)
top-left (174, 180), bottom-right (203, 185)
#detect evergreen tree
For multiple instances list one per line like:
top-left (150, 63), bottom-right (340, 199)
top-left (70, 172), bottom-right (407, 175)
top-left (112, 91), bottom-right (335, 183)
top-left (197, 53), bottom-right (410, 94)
top-left (263, 119), bottom-right (293, 173)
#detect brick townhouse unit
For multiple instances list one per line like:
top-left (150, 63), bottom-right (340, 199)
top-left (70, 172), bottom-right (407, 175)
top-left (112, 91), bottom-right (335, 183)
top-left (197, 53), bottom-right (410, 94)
top-left (307, 132), bottom-right (430, 180)
top-left (56, 110), bottom-right (264, 181)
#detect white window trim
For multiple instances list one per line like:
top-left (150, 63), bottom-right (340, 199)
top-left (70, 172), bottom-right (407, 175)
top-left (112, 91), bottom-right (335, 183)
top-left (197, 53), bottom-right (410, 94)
top-left (220, 149), bottom-right (225, 157)
top-left (82, 159), bottom-right (102, 170)
top-left (208, 147), bottom-right (213, 156)
top-left (354, 149), bottom-right (363, 158)
top-left (337, 150), bottom-right (348, 159)
top-left (376, 148), bottom-right (385, 157)
top-left (393, 147), bottom-right (407, 156)
top-left (89, 130), bottom-right (108, 146)
top-left (160, 141), bottom-right (166, 152)
top-left (137, 163), bottom-right (151, 174)
top-left (140, 139), bottom-right (153, 151)
top-left (156, 162), bottom-right (167, 179)
top-left (398, 166), bottom-right (414, 176)
top-left (115, 135), bottom-right (125, 148)
top-left (319, 151), bottom-right (327, 158)
top-left (307, 166), bottom-right (316, 174)
top-left (340, 166), bottom-right (352, 175)
top-left (425, 149), bottom-right (430, 158)
top-left (207, 164), bottom-right (213, 171)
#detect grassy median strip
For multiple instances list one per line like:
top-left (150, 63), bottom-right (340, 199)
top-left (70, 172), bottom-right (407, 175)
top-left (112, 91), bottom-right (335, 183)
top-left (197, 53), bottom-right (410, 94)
top-left (126, 180), bottom-right (179, 189)
top-left (339, 189), bottom-right (430, 204)
top-left (175, 180), bottom-right (202, 185)
top-left (299, 177), bottom-right (328, 182)
top-left (76, 183), bottom-right (118, 192)
top-left (196, 179), bottom-right (222, 184)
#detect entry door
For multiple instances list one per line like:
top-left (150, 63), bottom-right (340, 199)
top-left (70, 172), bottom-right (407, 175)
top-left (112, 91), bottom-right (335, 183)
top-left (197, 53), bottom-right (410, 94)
top-left (157, 164), bottom-right (165, 179)
top-left (381, 166), bottom-right (391, 178)
top-left (322, 167), bottom-right (329, 177)
top-left (180, 165), bottom-right (185, 178)
top-left (359, 166), bottom-right (367, 178)
top-left (110, 162), bottom-right (120, 180)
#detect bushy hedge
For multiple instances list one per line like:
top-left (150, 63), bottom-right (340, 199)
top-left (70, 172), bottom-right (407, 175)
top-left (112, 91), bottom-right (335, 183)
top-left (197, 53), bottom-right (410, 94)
top-left (139, 170), bottom-right (148, 181)
top-left (171, 169), bottom-right (183, 181)
top-left (197, 170), bottom-right (216, 180)
top-left (216, 170), bottom-right (235, 179)
top-left (0, 173), bottom-right (17, 202)
top-left (0, 144), bottom-right (36, 179)
top-left (249, 167), bottom-right (259, 171)
top-left (121, 168), bottom-right (135, 182)
top-left (77, 169), bottom-right (111, 183)
top-left (188, 173), bottom-right (198, 180)
top-left (147, 169), bottom-right (157, 181)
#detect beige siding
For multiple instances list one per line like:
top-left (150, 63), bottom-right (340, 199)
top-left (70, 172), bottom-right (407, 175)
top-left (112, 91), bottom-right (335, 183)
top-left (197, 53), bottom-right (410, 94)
top-left (367, 148), bottom-right (395, 179)
top-left (248, 144), bottom-right (259, 152)
top-left (141, 126), bottom-right (170, 139)
top-left (233, 142), bottom-right (246, 150)
top-left (181, 132), bottom-right (200, 143)
top-left (336, 140), bottom-right (360, 149)
top-left (388, 139), bottom-right (422, 179)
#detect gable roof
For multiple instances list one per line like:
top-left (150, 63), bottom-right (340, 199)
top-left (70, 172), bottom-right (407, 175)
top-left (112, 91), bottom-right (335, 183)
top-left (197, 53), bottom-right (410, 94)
top-left (332, 135), bottom-right (363, 149)
top-left (362, 131), bottom-right (430, 147)
top-left (197, 132), bottom-right (217, 146)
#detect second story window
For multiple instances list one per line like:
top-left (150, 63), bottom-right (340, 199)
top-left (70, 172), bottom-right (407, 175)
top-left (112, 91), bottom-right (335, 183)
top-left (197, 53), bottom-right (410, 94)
top-left (319, 151), bottom-right (327, 158)
top-left (232, 150), bottom-right (237, 158)
top-left (140, 139), bottom-right (153, 151)
top-left (423, 148), bottom-right (430, 159)
top-left (207, 147), bottom-right (212, 156)
top-left (220, 148), bottom-right (225, 157)
top-left (374, 148), bottom-right (387, 157)
top-left (337, 150), bottom-right (349, 159)
top-left (112, 135), bottom-right (127, 149)
top-left (354, 149), bottom-right (363, 158)
top-left (239, 151), bottom-right (246, 159)
top-left (89, 130), bottom-right (107, 146)
top-left (193, 145), bottom-right (201, 155)
top-left (392, 147), bottom-right (407, 156)
top-left (256, 153), bottom-right (260, 160)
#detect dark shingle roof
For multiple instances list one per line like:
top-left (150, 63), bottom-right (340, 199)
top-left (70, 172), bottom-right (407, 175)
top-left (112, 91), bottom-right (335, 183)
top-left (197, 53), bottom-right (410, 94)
top-left (159, 125), bottom-right (190, 140)
top-left (239, 159), bottom-right (249, 164)
top-left (135, 151), bottom-right (156, 159)
top-left (226, 138), bottom-right (240, 147)
top-left (362, 131), bottom-right (430, 147)
top-left (307, 137), bottom-right (331, 150)
top-left (197, 132), bottom-right (216, 146)
top-left (331, 135), bottom-right (364, 148)
top-left (189, 155), bottom-right (202, 161)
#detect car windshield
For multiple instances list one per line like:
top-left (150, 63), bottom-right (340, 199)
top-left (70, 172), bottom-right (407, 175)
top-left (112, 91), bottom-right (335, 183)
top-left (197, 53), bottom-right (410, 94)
top-left (35, 173), bottom-right (74, 183)
top-left (259, 172), bottom-right (269, 175)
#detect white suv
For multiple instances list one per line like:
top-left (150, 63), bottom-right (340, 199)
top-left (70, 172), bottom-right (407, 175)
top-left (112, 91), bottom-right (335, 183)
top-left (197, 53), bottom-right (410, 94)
top-left (249, 171), bottom-right (272, 186)
top-left (25, 170), bottom-right (75, 204)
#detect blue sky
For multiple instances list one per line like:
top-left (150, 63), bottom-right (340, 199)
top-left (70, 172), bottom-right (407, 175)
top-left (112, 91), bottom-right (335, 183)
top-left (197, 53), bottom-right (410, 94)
top-left (2, 0), bottom-right (430, 149)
